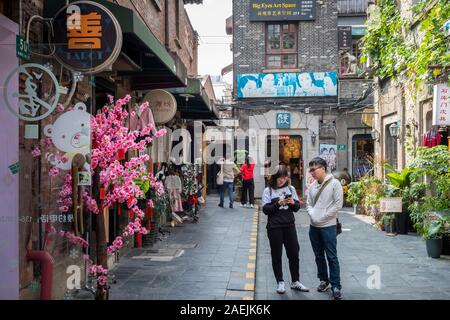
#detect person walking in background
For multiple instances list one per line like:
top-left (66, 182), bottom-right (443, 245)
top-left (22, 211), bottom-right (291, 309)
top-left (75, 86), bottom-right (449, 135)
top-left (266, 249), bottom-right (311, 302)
top-left (306, 157), bottom-right (343, 300)
top-left (240, 156), bottom-right (255, 208)
top-left (262, 165), bottom-right (309, 294)
top-left (217, 156), bottom-right (240, 208)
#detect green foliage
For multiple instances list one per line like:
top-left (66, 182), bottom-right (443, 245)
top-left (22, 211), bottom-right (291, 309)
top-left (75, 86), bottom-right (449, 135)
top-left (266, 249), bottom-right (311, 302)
top-left (408, 146), bottom-right (450, 238)
top-left (347, 176), bottom-right (385, 215)
top-left (418, 210), bottom-right (450, 239)
top-left (361, 0), bottom-right (450, 85)
top-left (346, 181), bottom-right (364, 205)
top-left (384, 164), bottom-right (415, 189)
top-left (148, 187), bottom-right (171, 222)
top-left (383, 164), bottom-right (420, 215)
top-left (381, 213), bottom-right (395, 224)
top-left (134, 175), bottom-right (150, 198)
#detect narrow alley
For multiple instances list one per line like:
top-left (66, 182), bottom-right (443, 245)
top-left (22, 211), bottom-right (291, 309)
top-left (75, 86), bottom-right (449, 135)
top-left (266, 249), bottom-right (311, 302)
top-left (109, 197), bottom-right (450, 300)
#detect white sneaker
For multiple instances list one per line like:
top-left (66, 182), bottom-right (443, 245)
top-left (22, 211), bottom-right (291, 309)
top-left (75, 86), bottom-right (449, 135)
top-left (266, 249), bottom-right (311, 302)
top-left (291, 281), bottom-right (310, 292)
top-left (240, 203), bottom-right (244, 207)
top-left (276, 281), bottom-right (286, 294)
top-left (250, 204), bottom-right (254, 208)
top-left (244, 203), bottom-right (248, 207)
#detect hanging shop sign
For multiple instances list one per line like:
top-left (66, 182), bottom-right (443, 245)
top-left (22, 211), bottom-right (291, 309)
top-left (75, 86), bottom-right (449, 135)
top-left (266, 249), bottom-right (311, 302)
top-left (144, 89), bottom-right (177, 124)
top-left (249, 0), bottom-right (316, 21)
top-left (433, 84), bottom-right (450, 126)
top-left (3, 63), bottom-right (60, 121)
top-left (338, 26), bottom-right (352, 52)
top-left (52, 1), bottom-right (122, 74)
top-left (276, 113), bottom-right (291, 128)
top-left (380, 197), bottom-right (402, 213)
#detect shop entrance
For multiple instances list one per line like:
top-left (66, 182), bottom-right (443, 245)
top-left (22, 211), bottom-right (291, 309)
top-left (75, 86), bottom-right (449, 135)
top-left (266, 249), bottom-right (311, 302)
top-left (352, 134), bottom-right (374, 181)
top-left (268, 135), bottom-right (304, 196)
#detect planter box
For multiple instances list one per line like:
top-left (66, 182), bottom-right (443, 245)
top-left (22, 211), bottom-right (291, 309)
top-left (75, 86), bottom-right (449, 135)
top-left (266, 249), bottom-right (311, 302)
top-left (426, 238), bottom-right (443, 259)
top-left (395, 212), bottom-right (408, 235)
top-left (385, 221), bottom-right (395, 234)
top-left (354, 204), bottom-right (365, 215)
top-left (442, 234), bottom-right (450, 256)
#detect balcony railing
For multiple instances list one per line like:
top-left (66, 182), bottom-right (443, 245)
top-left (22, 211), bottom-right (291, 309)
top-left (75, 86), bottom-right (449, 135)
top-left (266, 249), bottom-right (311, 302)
top-left (337, 0), bottom-right (369, 15)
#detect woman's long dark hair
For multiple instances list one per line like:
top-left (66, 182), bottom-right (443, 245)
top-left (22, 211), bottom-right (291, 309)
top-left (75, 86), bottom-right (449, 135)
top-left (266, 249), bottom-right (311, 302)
top-left (268, 165), bottom-right (290, 189)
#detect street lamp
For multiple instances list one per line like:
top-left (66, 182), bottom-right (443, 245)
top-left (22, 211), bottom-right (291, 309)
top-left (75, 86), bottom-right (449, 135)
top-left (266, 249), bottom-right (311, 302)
top-left (371, 129), bottom-right (380, 141)
top-left (310, 131), bottom-right (317, 145)
top-left (389, 121), bottom-right (401, 139)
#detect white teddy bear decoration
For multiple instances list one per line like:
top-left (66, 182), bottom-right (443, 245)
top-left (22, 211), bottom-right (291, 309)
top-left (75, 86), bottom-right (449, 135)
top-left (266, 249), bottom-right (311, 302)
top-left (44, 102), bottom-right (91, 172)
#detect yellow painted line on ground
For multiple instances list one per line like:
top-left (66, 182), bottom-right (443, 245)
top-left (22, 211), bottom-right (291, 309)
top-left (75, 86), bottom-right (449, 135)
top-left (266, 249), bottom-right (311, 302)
top-left (249, 248), bottom-right (256, 253)
top-left (246, 272), bottom-right (255, 279)
top-left (249, 255), bottom-right (256, 260)
top-left (244, 283), bottom-right (254, 291)
top-left (251, 232), bottom-right (257, 236)
top-left (250, 237), bottom-right (257, 241)
top-left (243, 296), bottom-right (254, 300)
top-left (247, 263), bottom-right (255, 269)
top-left (250, 242), bottom-right (256, 247)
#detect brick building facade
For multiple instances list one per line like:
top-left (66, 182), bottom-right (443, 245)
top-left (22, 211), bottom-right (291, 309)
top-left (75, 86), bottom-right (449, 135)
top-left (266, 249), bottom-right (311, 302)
top-left (231, 0), bottom-right (373, 197)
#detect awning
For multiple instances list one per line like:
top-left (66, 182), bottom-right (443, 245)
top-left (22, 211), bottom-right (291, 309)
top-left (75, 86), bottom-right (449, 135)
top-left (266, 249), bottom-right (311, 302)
top-left (44, 0), bottom-right (187, 89)
top-left (168, 78), bottom-right (219, 120)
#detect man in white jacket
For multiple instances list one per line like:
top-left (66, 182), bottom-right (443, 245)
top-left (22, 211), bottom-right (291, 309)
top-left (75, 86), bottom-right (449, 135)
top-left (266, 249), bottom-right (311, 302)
top-left (306, 157), bottom-right (343, 300)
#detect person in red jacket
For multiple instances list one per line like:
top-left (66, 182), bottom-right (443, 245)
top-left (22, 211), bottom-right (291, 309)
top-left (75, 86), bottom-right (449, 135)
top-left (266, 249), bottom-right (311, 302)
top-left (240, 156), bottom-right (255, 208)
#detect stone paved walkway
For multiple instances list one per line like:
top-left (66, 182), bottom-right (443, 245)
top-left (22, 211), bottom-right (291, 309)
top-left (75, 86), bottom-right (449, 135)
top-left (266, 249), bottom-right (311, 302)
top-left (109, 196), bottom-right (259, 300)
top-left (255, 208), bottom-right (450, 300)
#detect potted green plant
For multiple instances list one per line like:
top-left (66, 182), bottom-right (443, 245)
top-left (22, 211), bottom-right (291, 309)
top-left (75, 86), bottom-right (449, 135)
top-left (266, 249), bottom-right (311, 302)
top-left (383, 164), bottom-right (417, 234)
top-left (423, 217), bottom-right (447, 258)
top-left (347, 181), bottom-right (365, 214)
top-left (413, 210), bottom-right (450, 258)
top-left (408, 146), bottom-right (450, 252)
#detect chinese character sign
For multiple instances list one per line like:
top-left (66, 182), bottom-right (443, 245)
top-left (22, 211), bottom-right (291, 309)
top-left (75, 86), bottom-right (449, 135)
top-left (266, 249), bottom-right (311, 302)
top-left (433, 84), bottom-right (450, 126)
top-left (3, 63), bottom-right (60, 121)
top-left (338, 26), bottom-right (352, 52)
top-left (67, 12), bottom-right (102, 49)
top-left (144, 89), bottom-right (177, 124)
top-left (52, 1), bottom-right (122, 73)
top-left (249, 0), bottom-right (316, 21)
top-left (237, 72), bottom-right (337, 98)
top-left (276, 113), bottom-right (291, 128)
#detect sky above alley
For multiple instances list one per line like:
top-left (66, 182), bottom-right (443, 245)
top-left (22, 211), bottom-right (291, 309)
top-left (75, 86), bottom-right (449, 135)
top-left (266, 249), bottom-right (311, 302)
top-left (185, 0), bottom-right (233, 84)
